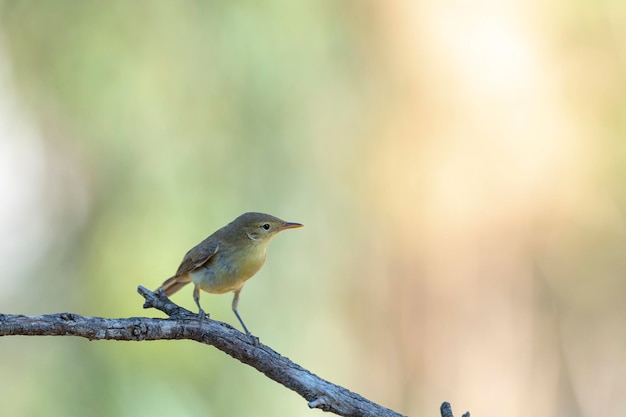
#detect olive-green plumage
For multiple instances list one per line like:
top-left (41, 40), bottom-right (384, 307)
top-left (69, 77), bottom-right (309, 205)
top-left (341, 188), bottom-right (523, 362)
top-left (158, 212), bottom-right (302, 335)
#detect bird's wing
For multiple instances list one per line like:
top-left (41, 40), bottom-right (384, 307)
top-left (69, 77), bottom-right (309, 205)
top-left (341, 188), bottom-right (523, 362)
top-left (175, 238), bottom-right (219, 276)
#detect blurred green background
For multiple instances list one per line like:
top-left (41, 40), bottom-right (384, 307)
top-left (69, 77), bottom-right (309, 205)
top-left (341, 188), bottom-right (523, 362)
top-left (1, 1), bottom-right (625, 416)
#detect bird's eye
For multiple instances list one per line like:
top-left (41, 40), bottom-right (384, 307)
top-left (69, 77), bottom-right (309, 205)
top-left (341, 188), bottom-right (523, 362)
top-left (262, 223), bottom-right (271, 230)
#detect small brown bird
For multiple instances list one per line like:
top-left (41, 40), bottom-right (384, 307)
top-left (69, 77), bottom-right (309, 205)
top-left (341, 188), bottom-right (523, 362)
top-left (158, 212), bottom-right (303, 335)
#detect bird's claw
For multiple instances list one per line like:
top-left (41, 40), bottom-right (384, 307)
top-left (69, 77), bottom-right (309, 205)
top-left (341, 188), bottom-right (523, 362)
top-left (198, 309), bottom-right (209, 324)
top-left (248, 333), bottom-right (260, 346)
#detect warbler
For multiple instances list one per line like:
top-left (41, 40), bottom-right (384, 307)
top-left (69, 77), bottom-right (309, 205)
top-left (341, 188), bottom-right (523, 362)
top-left (158, 212), bottom-right (303, 335)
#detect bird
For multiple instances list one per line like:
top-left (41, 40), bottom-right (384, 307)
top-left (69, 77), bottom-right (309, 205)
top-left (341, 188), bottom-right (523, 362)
top-left (157, 212), bottom-right (303, 336)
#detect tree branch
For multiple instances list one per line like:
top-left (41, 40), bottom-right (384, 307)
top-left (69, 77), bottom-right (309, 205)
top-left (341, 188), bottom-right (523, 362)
top-left (0, 286), bottom-right (469, 417)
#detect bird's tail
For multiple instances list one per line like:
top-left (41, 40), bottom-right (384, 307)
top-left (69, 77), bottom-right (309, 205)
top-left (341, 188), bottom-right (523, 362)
top-left (158, 275), bottom-right (192, 296)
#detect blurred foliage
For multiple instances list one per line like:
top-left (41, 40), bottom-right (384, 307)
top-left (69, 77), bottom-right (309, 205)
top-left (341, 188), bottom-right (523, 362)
top-left (1, 1), bottom-right (626, 417)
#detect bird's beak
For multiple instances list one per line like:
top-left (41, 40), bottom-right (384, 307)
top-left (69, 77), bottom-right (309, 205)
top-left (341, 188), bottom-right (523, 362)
top-left (280, 222), bottom-right (303, 230)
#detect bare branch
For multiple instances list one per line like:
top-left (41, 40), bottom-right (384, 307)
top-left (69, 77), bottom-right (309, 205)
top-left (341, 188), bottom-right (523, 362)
top-left (0, 287), bottom-right (470, 417)
top-left (0, 285), bottom-right (405, 417)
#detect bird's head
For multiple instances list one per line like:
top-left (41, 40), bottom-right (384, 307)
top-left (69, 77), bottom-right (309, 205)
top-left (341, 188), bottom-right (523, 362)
top-left (232, 212), bottom-right (303, 243)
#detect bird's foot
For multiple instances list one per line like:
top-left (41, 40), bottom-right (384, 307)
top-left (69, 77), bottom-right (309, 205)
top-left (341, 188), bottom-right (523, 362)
top-left (198, 309), bottom-right (209, 324)
top-left (247, 333), bottom-right (260, 346)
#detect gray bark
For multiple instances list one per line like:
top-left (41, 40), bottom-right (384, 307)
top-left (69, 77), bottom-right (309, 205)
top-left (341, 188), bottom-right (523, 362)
top-left (0, 286), bottom-right (469, 417)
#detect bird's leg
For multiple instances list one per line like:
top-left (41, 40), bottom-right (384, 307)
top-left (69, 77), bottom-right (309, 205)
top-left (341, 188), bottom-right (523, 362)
top-left (232, 288), bottom-right (257, 343)
top-left (193, 285), bottom-right (207, 323)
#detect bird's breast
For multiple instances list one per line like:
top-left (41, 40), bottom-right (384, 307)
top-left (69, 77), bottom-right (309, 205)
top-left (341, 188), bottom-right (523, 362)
top-left (231, 243), bottom-right (267, 278)
top-left (191, 243), bottom-right (267, 294)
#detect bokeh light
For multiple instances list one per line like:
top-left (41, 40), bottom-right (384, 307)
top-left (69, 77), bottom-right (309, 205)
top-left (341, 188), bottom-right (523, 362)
top-left (1, 1), bottom-right (625, 416)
